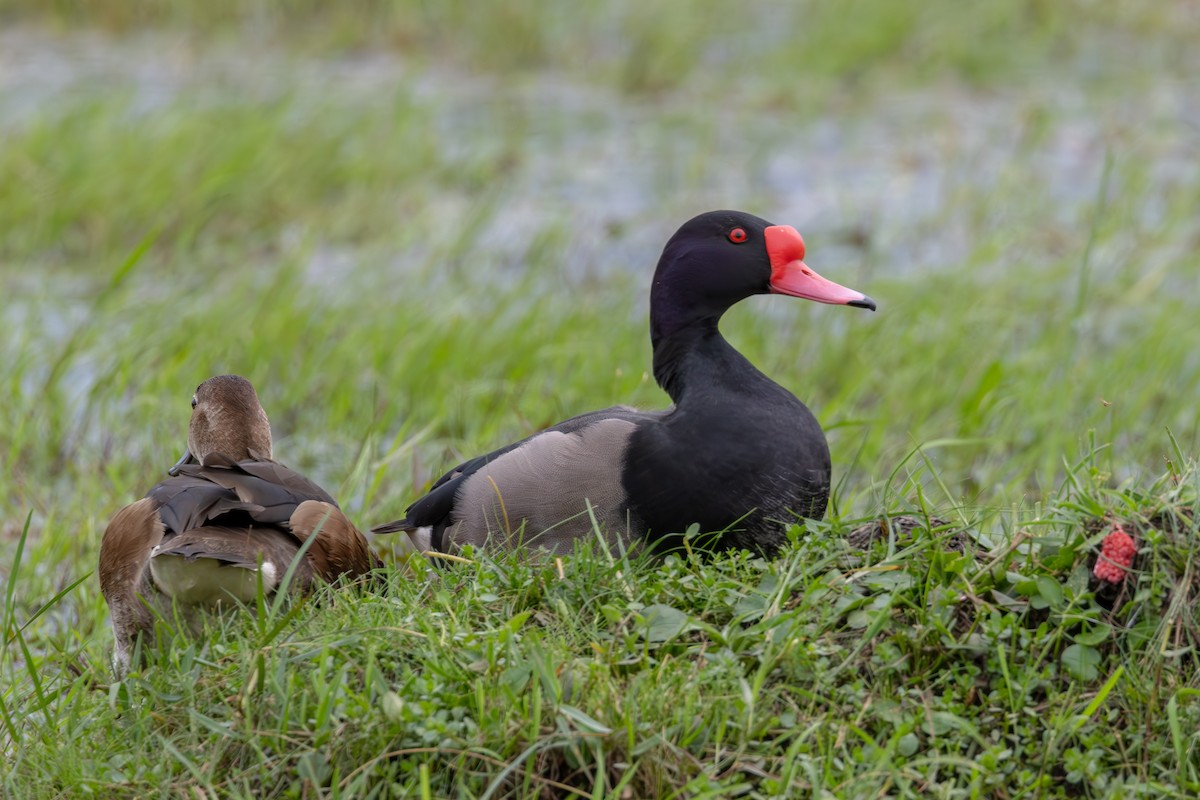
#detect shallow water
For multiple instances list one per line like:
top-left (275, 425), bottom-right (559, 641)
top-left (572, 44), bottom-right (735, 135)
top-left (2, 26), bottom-right (1196, 290)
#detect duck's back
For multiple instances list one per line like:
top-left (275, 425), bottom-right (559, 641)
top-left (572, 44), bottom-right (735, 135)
top-left (150, 455), bottom-right (336, 532)
top-left (145, 455), bottom-right (339, 598)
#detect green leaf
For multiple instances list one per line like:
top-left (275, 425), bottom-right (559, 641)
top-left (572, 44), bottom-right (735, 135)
top-left (734, 592), bottom-right (767, 619)
top-left (1012, 578), bottom-right (1038, 597)
top-left (505, 610), bottom-right (532, 632)
top-left (864, 571), bottom-right (913, 590)
top-left (501, 664), bottom-right (532, 694)
top-left (558, 705), bottom-right (612, 735)
top-left (1035, 576), bottom-right (1064, 607)
top-left (846, 609), bottom-right (871, 630)
top-left (640, 603), bottom-right (689, 642)
top-left (1073, 624), bottom-right (1111, 647)
top-left (928, 712), bottom-right (987, 746)
top-left (1062, 644), bottom-right (1101, 681)
top-left (1066, 562), bottom-right (1091, 596)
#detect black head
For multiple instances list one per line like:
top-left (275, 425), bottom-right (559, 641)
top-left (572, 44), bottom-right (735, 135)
top-left (649, 210), bottom-right (874, 345)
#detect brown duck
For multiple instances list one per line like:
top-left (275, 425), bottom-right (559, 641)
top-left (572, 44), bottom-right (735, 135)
top-left (99, 375), bottom-right (380, 674)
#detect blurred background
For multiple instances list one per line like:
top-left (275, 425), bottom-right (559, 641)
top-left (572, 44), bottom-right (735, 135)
top-left (2, 0), bottom-right (1198, 543)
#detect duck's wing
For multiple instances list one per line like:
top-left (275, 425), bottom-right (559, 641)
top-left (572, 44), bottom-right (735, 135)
top-left (147, 473), bottom-right (255, 535)
top-left (291, 500), bottom-right (382, 581)
top-left (151, 524), bottom-right (299, 569)
top-left (374, 405), bottom-right (658, 550)
top-left (222, 458), bottom-right (338, 506)
top-left (170, 455), bottom-right (337, 527)
top-left (155, 456), bottom-right (377, 586)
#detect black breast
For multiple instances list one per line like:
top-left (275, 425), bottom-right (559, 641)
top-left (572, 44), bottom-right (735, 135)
top-left (623, 385), bottom-right (829, 557)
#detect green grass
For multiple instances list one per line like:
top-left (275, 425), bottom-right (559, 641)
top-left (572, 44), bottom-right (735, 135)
top-left (7, 0), bottom-right (1191, 95)
top-left (3, 2), bottom-right (1200, 797)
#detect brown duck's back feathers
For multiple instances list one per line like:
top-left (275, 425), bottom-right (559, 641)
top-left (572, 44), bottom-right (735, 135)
top-left (198, 454), bottom-right (337, 503)
top-left (158, 457), bottom-right (336, 529)
top-left (145, 457), bottom-right (370, 582)
top-left (147, 473), bottom-right (258, 536)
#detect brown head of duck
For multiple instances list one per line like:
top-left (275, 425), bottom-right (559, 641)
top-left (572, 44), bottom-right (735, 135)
top-left (99, 375), bottom-right (381, 676)
top-left (167, 374), bottom-right (273, 475)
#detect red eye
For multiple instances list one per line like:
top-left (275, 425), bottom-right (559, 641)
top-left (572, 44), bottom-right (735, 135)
top-left (727, 228), bottom-right (748, 244)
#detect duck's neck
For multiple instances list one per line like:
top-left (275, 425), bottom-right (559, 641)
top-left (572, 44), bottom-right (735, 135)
top-left (652, 319), bottom-right (781, 405)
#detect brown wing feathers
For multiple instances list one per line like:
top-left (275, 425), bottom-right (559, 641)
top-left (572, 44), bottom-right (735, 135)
top-left (291, 500), bottom-right (383, 581)
top-left (158, 459), bottom-right (378, 578)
